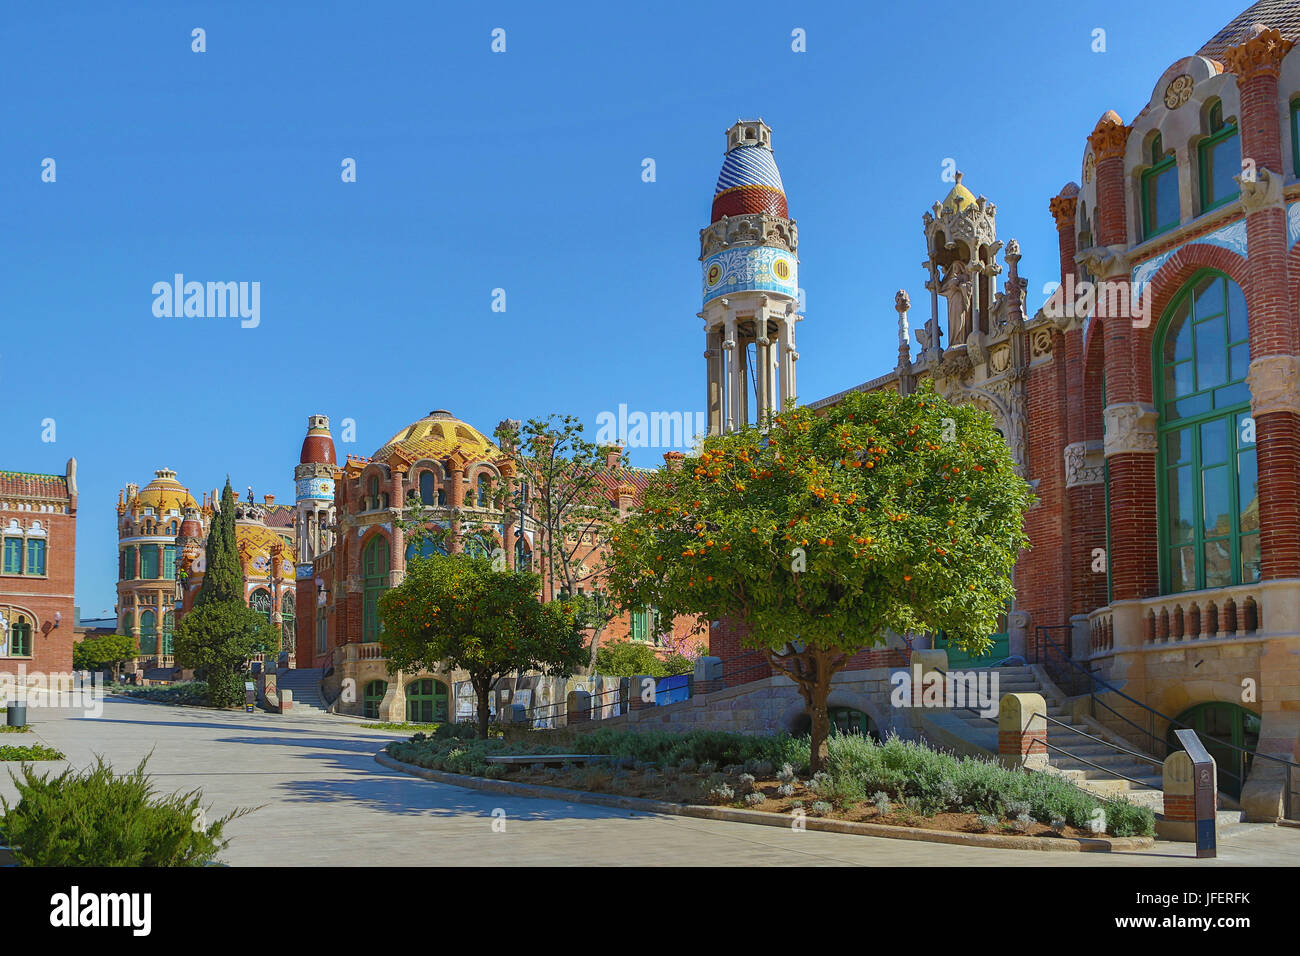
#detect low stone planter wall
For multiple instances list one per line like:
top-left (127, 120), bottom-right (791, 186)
top-left (375, 752), bottom-right (1154, 853)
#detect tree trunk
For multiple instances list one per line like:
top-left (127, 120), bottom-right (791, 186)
top-left (785, 646), bottom-right (837, 775)
top-left (586, 621), bottom-right (606, 672)
top-left (475, 682), bottom-right (491, 740)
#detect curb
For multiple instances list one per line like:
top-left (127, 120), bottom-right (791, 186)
top-left (373, 752), bottom-right (1155, 852)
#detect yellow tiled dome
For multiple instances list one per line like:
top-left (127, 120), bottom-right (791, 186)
top-left (940, 172), bottom-right (977, 215)
top-left (372, 410), bottom-right (498, 463)
top-left (234, 523), bottom-right (296, 580)
top-left (133, 468), bottom-right (197, 513)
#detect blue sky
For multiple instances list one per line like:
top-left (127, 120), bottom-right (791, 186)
top-left (1, 0), bottom-right (1247, 613)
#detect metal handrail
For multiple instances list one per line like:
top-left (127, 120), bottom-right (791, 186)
top-left (1035, 712), bottom-right (1164, 768)
top-left (1037, 623), bottom-right (1297, 816)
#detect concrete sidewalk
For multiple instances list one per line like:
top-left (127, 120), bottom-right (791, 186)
top-left (3, 700), bottom-right (1296, 867)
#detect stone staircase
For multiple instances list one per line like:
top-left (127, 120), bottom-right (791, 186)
top-left (274, 667), bottom-right (328, 716)
top-left (942, 664), bottom-right (1166, 810)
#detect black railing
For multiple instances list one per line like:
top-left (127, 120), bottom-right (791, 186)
top-left (1035, 623), bottom-right (1298, 819)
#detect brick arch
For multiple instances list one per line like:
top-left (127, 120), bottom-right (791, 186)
top-left (357, 524), bottom-right (391, 558)
top-left (1146, 243), bottom-right (1250, 339)
top-left (1143, 244), bottom-right (1251, 403)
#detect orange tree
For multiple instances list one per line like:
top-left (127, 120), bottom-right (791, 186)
top-left (605, 383), bottom-right (1031, 771)
top-left (378, 554), bottom-right (587, 739)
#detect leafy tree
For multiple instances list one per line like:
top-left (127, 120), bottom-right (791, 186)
top-left (379, 554), bottom-right (587, 739)
top-left (72, 633), bottom-right (137, 681)
top-left (606, 384), bottom-right (1032, 772)
top-left (195, 479), bottom-right (242, 608)
top-left (493, 416), bottom-right (625, 671)
top-left (173, 603), bottom-right (276, 708)
top-left (595, 641), bottom-right (669, 677)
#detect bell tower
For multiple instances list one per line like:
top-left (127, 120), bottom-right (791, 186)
top-left (920, 171), bottom-right (1002, 357)
top-left (700, 119), bottom-right (801, 434)
top-left (294, 415), bottom-right (336, 563)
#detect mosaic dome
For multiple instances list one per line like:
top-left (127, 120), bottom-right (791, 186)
top-left (234, 522), bottom-right (297, 580)
top-left (711, 144), bottom-right (788, 222)
top-left (300, 415), bottom-right (336, 466)
top-left (132, 469), bottom-right (198, 513)
top-left (372, 410), bottom-right (498, 463)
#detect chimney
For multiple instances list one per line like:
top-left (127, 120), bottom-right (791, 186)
top-left (616, 482), bottom-right (636, 516)
top-left (663, 451), bottom-right (686, 472)
top-left (263, 494), bottom-right (276, 507)
top-left (603, 444), bottom-right (623, 469)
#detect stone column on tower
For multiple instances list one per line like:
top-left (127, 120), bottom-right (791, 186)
top-left (699, 120), bottom-right (800, 433)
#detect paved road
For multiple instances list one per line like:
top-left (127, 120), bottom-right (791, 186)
top-left (3, 699), bottom-right (1296, 866)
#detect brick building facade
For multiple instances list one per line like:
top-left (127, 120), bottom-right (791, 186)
top-left (703, 3), bottom-right (1300, 793)
top-left (0, 460), bottom-right (77, 675)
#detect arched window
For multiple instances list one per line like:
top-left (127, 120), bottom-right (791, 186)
top-left (9, 615), bottom-right (32, 657)
top-left (405, 678), bottom-right (449, 723)
top-left (367, 475), bottom-right (380, 510)
top-left (1199, 100), bottom-right (1240, 212)
top-left (363, 679), bottom-right (388, 719)
top-left (280, 592), bottom-right (295, 647)
top-left (3, 537), bottom-right (22, 575)
top-left (250, 589), bottom-right (273, 622)
top-left (1157, 271), bottom-right (1257, 592)
top-left (406, 534), bottom-right (448, 562)
top-left (162, 611), bottom-right (174, 656)
top-left (476, 474), bottom-right (491, 508)
top-left (1142, 132), bottom-right (1179, 239)
top-left (419, 471), bottom-right (435, 506)
top-left (25, 539), bottom-right (46, 576)
top-left (121, 610), bottom-right (134, 637)
top-left (121, 546), bottom-right (135, 581)
top-left (140, 609), bottom-right (157, 655)
top-left (362, 535), bottom-right (390, 642)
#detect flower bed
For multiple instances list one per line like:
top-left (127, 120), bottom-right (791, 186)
top-left (384, 728), bottom-right (1154, 839)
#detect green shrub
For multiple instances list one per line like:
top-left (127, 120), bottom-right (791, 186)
top-left (0, 726), bottom-right (30, 734)
top-left (0, 744), bottom-right (64, 761)
top-left (109, 682), bottom-right (210, 707)
top-left (0, 755), bottom-right (253, 866)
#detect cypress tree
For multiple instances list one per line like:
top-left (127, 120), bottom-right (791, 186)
top-left (195, 478), bottom-right (243, 607)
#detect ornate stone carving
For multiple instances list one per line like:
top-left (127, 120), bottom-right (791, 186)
top-left (1223, 25), bottom-right (1295, 81)
top-left (1163, 74), bottom-right (1194, 109)
top-left (1237, 166), bottom-right (1284, 215)
top-left (1064, 441), bottom-right (1106, 487)
top-left (1246, 354), bottom-right (1300, 416)
top-left (699, 213), bottom-right (798, 258)
top-left (1086, 110), bottom-right (1131, 162)
top-left (1048, 192), bottom-right (1077, 229)
top-left (1103, 403), bottom-right (1159, 457)
top-left (1075, 244), bottom-right (1130, 280)
top-left (989, 343), bottom-right (1011, 373)
top-left (1030, 327), bottom-right (1054, 359)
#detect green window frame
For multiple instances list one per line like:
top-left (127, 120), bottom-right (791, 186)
top-left (404, 678), bottom-right (448, 723)
top-left (250, 588), bottom-right (273, 622)
top-left (362, 535), bottom-right (390, 642)
top-left (9, 616), bottom-right (32, 657)
top-left (3, 538), bottom-right (22, 575)
top-left (140, 546), bottom-right (159, 580)
top-left (1291, 97), bottom-right (1300, 178)
top-left (1156, 270), bottom-right (1257, 593)
top-left (1141, 134), bottom-right (1179, 239)
top-left (25, 539), bottom-right (46, 576)
top-left (316, 607), bottom-right (327, 654)
top-left (363, 679), bottom-right (388, 719)
top-left (122, 545), bottom-right (136, 581)
top-left (162, 611), bottom-right (174, 656)
top-left (280, 592), bottom-right (295, 647)
top-left (1198, 102), bottom-right (1241, 213)
top-left (163, 545), bottom-right (177, 579)
top-left (630, 607), bottom-right (661, 643)
top-left (139, 609), bottom-right (157, 655)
